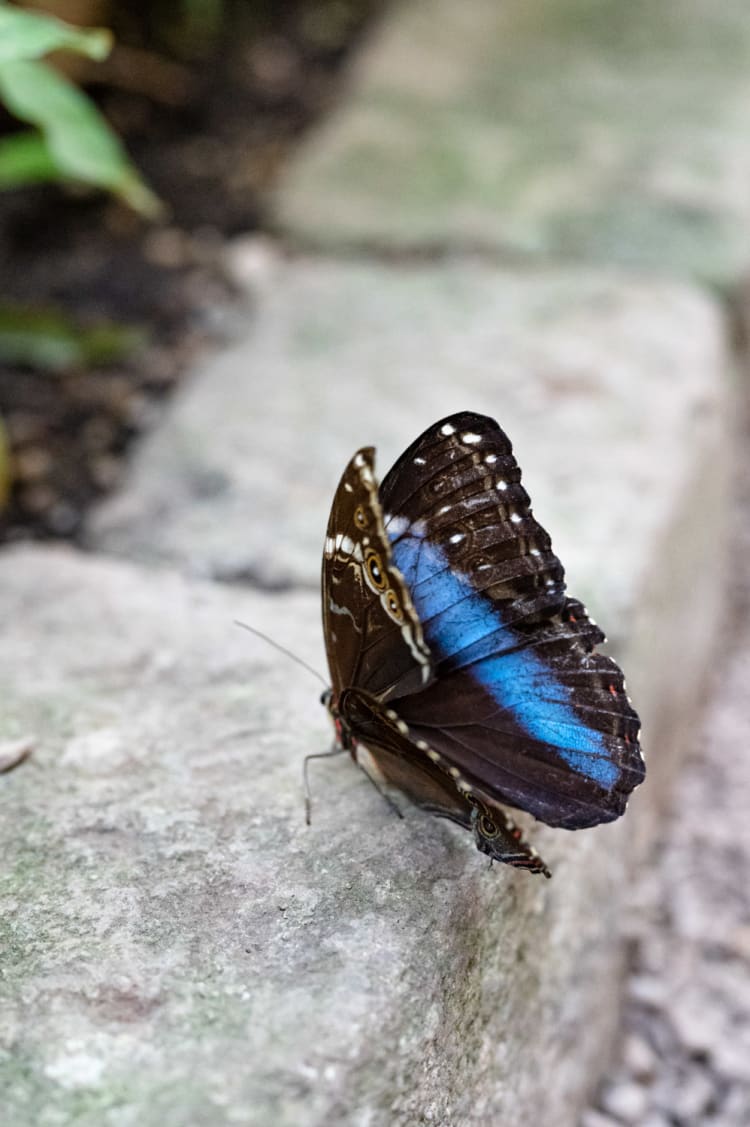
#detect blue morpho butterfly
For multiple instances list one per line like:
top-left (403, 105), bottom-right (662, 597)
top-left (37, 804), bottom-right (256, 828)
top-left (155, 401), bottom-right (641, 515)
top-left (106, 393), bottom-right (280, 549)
top-left (320, 412), bottom-right (644, 877)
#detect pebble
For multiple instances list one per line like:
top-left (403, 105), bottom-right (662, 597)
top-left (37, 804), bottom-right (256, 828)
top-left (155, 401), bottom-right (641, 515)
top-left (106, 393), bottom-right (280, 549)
top-left (622, 1033), bottom-right (657, 1081)
top-left (580, 1111), bottom-right (619, 1127)
top-left (670, 1068), bottom-right (716, 1119)
top-left (599, 1080), bottom-right (649, 1123)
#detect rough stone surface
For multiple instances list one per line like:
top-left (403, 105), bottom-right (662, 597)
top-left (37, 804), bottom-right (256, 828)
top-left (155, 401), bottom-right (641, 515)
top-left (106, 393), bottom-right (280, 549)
top-left (275, 0), bottom-right (750, 284)
top-left (0, 548), bottom-right (639, 1126)
top-left (1, 267), bottom-right (732, 1123)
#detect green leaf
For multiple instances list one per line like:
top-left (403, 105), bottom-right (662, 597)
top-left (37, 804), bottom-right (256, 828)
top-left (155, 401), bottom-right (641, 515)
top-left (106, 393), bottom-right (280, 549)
top-left (0, 59), bottom-right (162, 216)
top-left (0, 3), bottom-right (112, 64)
top-left (0, 129), bottom-right (58, 187)
top-left (0, 304), bottom-right (146, 372)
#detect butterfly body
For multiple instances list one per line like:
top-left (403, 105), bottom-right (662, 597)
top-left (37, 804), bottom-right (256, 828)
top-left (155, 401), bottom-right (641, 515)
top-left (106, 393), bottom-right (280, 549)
top-left (321, 413), bottom-right (644, 877)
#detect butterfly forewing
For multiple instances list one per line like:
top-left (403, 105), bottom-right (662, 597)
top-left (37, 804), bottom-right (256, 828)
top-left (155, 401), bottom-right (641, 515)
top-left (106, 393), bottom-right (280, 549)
top-left (380, 413), bottom-right (644, 829)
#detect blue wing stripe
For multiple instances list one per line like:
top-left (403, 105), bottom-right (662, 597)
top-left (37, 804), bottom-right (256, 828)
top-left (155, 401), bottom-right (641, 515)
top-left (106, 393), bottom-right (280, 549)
top-left (390, 534), bottom-right (619, 789)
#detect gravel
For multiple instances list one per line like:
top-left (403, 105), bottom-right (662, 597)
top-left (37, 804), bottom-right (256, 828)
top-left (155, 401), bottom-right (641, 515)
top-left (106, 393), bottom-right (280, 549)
top-left (582, 397), bottom-right (750, 1125)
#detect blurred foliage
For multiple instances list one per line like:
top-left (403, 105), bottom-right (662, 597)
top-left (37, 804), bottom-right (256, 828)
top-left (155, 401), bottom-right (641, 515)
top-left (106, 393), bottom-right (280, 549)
top-left (171, 0), bottom-right (224, 55)
top-left (0, 411), bottom-right (9, 509)
top-left (0, 304), bottom-right (145, 372)
top-left (0, 2), bottom-right (160, 214)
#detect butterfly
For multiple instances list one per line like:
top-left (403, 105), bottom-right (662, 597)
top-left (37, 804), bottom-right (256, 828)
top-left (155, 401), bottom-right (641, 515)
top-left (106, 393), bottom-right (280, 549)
top-left (321, 412), bottom-right (645, 877)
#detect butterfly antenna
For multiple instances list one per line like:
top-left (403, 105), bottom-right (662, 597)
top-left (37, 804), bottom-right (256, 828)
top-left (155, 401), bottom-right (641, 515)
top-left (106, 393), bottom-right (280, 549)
top-left (234, 620), bottom-right (328, 687)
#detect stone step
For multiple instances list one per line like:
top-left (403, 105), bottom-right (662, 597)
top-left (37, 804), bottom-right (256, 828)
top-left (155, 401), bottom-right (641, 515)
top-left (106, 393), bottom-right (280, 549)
top-left (0, 512), bottom-right (721, 1124)
top-left (89, 258), bottom-right (725, 614)
top-left (275, 0), bottom-right (750, 285)
top-left (3, 258), bottom-right (732, 1123)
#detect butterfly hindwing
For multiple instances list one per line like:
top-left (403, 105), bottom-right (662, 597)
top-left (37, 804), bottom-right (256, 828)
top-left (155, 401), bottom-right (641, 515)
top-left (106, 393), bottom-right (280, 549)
top-left (342, 688), bottom-right (550, 877)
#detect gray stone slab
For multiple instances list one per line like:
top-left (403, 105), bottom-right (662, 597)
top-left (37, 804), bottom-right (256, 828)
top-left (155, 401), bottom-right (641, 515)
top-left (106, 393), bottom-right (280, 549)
top-left (90, 258), bottom-right (727, 636)
top-left (0, 494), bottom-right (726, 1125)
top-left (4, 259), bottom-right (733, 1123)
top-left (275, 0), bottom-right (750, 284)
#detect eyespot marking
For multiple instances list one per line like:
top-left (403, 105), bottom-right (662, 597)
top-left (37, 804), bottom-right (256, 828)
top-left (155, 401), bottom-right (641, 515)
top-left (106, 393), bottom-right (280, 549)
top-left (478, 814), bottom-right (499, 839)
top-left (384, 588), bottom-right (404, 622)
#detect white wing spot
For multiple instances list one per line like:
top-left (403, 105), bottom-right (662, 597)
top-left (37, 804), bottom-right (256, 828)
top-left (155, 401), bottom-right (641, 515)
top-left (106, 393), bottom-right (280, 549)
top-left (353, 453), bottom-right (366, 468)
top-left (386, 514), bottom-right (409, 537)
top-left (416, 740), bottom-right (429, 751)
top-left (530, 547), bottom-right (541, 557)
top-left (427, 749), bottom-right (441, 763)
top-left (484, 453), bottom-right (498, 465)
top-left (510, 512), bottom-right (522, 524)
top-left (414, 456), bottom-right (426, 465)
top-left (343, 482), bottom-right (353, 493)
top-left (440, 423), bottom-right (456, 436)
top-left (461, 431), bottom-right (481, 444)
top-left (449, 532), bottom-right (464, 545)
top-left (457, 780), bottom-right (473, 794)
top-left (438, 504), bottom-right (452, 515)
top-left (449, 766), bottom-right (461, 779)
top-left (496, 480), bottom-right (508, 492)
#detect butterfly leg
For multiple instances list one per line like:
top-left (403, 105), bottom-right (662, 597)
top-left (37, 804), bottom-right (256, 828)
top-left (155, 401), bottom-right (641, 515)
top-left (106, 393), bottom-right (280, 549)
top-left (303, 745), bottom-right (347, 826)
top-left (471, 805), bottom-right (551, 878)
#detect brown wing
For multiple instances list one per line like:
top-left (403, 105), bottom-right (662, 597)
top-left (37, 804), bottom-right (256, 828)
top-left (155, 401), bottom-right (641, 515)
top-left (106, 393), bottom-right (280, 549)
top-left (342, 688), bottom-right (550, 877)
top-left (321, 447), bottom-right (433, 701)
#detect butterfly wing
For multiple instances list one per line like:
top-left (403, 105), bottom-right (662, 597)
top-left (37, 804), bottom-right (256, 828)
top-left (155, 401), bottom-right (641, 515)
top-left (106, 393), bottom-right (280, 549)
top-left (342, 688), bottom-right (551, 876)
top-left (322, 445), bottom-right (553, 875)
top-left (379, 412), bottom-right (645, 830)
top-left (322, 447), bottom-right (433, 702)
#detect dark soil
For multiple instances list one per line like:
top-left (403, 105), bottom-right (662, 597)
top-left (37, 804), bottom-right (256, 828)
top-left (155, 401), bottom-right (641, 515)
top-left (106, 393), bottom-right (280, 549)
top-left (0, 0), bottom-right (383, 542)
